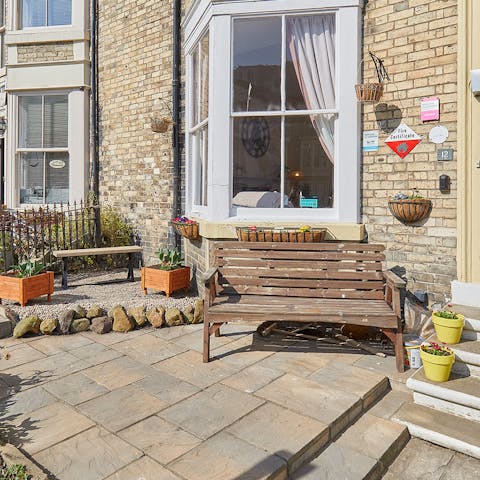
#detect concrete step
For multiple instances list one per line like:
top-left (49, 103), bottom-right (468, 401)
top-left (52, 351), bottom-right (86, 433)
top-left (452, 304), bottom-right (480, 340)
top-left (291, 391), bottom-right (410, 479)
top-left (407, 368), bottom-right (480, 422)
top-left (393, 402), bottom-right (480, 460)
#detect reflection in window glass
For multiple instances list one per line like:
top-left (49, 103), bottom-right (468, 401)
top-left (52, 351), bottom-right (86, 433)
top-left (45, 153), bottom-right (69, 203)
top-left (192, 125), bottom-right (208, 206)
top-left (21, 0), bottom-right (71, 28)
top-left (44, 95), bottom-right (68, 148)
top-left (233, 17), bottom-right (281, 112)
top-left (18, 96), bottom-right (42, 148)
top-left (48, 0), bottom-right (72, 26)
top-left (19, 152), bottom-right (45, 204)
top-left (285, 115), bottom-right (334, 209)
top-left (233, 117), bottom-right (283, 207)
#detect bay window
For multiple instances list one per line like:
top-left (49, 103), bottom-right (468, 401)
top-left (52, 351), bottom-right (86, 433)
top-left (185, 0), bottom-right (361, 222)
top-left (20, 0), bottom-right (72, 28)
top-left (17, 93), bottom-right (69, 204)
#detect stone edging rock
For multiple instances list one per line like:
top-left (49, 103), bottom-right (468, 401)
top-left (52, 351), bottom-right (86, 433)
top-left (3, 299), bottom-right (204, 340)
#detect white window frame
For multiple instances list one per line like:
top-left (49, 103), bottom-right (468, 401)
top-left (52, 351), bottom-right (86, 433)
top-left (185, 0), bottom-right (362, 223)
top-left (6, 89), bottom-right (88, 207)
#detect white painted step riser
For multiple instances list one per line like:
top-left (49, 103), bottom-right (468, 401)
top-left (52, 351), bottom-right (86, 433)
top-left (464, 318), bottom-right (480, 333)
top-left (413, 392), bottom-right (480, 422)
top-left (406, 377), bottom-right (480, 411)
top-left (401, 422), bottom-right (480, 460)
top-left (462, 329), bottom-right (480, 341)
top-left (452, 348), bottom-right (480, 367)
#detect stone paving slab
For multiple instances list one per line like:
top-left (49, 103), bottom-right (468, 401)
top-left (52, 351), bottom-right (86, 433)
top-left (1, 386), bottom-right (56, 419)
top-left (367, 389), bottom-right (412, 420)
top-left (159, 383), bottom-right (264, 440)
top-left (0, 343), bottom-right (46, 371)
top-left (292, 442), bottom-right (381, 480)
top-left (134, 370), bottom-right (200, 405)
top-left (105, 456), bottom-right (181, 480)
top-left (256, 373), bottom-right (362, 438)
top-left (78, 384), bottom-right (167, 432)
top-left (69, 342), bottom-right (124, 365)
top-left (154, 350), bottom-right (237, 388)
top-left (79, 328), bottom-right (148, 346)
top-left (118, 416), bottom-right (201, 465)
top-left (43, 372), bottom-right (109, 405)
top-left (10, 402), bottom-right (94, 454)
top-left (82, 356), bottom-right (157, 390)
top-left (221, 363), bottom-right (283, 393)
top-left (111, 333), bottom-right (188, 365)
top-left (35, 427), bottom-right (143, 480)
top-left (226, 402), bottom-right (329, 473)
top-left (26, 334), bottom-right (93, 356)
top-left (169, 431), bottom-right (287, 480)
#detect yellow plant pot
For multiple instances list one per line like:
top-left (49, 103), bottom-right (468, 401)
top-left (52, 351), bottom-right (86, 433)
top-left (420, 348), bottom-right (454, 382)
top-left (432, 313), bottom-right (465, 344)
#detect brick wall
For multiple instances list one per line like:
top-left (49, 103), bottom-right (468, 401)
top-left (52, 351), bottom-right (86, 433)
top-left (17, 43), bottom-right (74, 63)
top-left (362, 0), bottom-right (457, 304)
top-left (97, 0), bottom-right (176, 264)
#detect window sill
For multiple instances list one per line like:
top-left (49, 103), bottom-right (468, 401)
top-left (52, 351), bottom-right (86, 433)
top-left (6, 29), bottom-right (89, 45)
top-left (190, 218), bottom-right (365, 240)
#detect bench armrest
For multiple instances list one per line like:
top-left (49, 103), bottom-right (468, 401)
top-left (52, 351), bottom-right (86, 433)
top-left (383, 270), bottom-right (406, 318)
top-left (202, 268), bottom-right (218, 287)
top-left (383, 270), bottom-right (407, 288)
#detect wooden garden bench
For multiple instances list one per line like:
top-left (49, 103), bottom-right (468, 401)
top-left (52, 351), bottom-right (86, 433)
top-left (53, 245), bottom-right (142, 288)
top-left (202, 241), bottom-right (406, 372)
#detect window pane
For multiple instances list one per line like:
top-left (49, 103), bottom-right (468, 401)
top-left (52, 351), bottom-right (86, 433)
top-left (0, 32), bottom-right (5, 69)
top-left (48, 0), bottom-right (72, 26)
top-left (233, 17), bottom-right (281, 112)
top-left (46, 152), bottom-right (69, 203)
top-left (21, 0), bottom-right (46, 28)
top-left (19, 152), bottom-right (44, 204)
top-left (286, 15), bottom-right (336, 110)
top-left (285, 115), bottom-right (334, 208)
top-left (44, 95), bottom-right (68, 148)
top-left (192, 125), bottom-right (208, 206)
top-left (191, 47), bottom-right (199, 126)
top-left (200, 32), bottom-right (209, 122)
top-left (233, 117), bottom-right (282, 207)
top-left (0, 1), bottom-right (4, 26)
top-left (18, 96), bottom-right (42, 148)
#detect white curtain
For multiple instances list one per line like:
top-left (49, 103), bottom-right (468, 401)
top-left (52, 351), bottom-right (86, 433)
top-left (287, 16), bottom-right (336, 164)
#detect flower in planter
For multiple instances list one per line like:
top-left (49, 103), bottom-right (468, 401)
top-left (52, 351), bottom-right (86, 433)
top-left (173, 216), bottom-right (197, 225)
top-left (248, 226), bottom-right (257, 231)
top-left (10, 258), bottom-right (45, 278)
top-left (155, 248), bottom-right (184, 271)
top-left (434, 303), bottom-right (460, 320)
top-left (298, 225), bottom-right (311, 233)
top-left (420, 342), bottom-right (453, 357)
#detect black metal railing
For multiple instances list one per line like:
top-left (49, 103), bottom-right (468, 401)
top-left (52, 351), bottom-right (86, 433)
top-left (0, 201), bottom-right (98, 273)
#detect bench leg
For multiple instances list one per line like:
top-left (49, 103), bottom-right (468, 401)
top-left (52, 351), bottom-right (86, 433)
top-left (383, 328), bottom-right (405, 373)
top-left (127, 253), bottom-right (134, 282)
top-left (203, 320), bottom-right (210, 363)
top-left (61, 258), bottom-right (68, 289)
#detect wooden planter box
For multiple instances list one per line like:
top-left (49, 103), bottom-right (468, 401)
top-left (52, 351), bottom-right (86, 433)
top-left (236, 228), bottom-right (326, 243)
top-left (141, 265), bottom-right (190, 298)
top-left (0, 271), bottom-right (54, 307)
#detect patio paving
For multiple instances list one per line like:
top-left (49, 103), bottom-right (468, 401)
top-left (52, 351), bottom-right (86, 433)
top-left (0, 322), bottom-right (456, 479)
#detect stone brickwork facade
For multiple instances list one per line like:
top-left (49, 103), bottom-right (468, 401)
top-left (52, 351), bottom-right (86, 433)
top-left (97, 0), bottom-right (176, 263)
top-left (17, 43), bottom-right (74, 63)
top-left (362, 0), bottom-right (457, 303)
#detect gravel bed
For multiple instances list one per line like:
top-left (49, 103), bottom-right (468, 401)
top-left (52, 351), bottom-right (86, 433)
top-left (6, 269), bottom-right (200, 319)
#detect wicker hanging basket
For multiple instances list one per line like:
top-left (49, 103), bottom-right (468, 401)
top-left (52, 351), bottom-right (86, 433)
top-left (355, 83), bottom-right (384, 103)
top-left (388, 198), bottom-right (432, 224)
top-left (236, 228), bottom-right (326, 243)
top-left (173, 220), bottom-right (199, 240)
top-left (151, 117), bottom-right (174, 133)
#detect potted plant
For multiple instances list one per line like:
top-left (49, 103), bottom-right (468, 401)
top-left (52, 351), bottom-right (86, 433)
top-left (420, 342), bottom-right (455, 382)
top-left (141, 248), bottom-right (190, 297)
top-left (432, 304), bottom-right (465, 344)
top-left (388, 189), bottom-right (432, 224)
top-left (172, 216), bottom-right (199, 240)
top-left (0, 259), bottom-right (54, 307)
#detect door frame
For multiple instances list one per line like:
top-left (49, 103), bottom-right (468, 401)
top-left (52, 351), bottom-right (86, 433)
top-left (458, 0), bottom-right (480, 281)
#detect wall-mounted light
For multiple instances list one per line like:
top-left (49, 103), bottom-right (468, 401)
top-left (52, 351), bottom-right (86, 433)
top-left (439, 174), bottom-right (451, 193)
top-left (289, 170), bottom-right (304, 179)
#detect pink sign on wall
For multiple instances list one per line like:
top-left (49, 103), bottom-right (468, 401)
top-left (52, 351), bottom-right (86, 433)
top-left (421, 97), bottom-right (440, 121)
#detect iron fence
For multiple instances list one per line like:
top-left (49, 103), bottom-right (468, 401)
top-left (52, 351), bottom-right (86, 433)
top-left (0, 201), bottom-right (98, 273)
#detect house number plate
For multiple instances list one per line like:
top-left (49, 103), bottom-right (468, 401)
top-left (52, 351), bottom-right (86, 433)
top-left (437, 148), bottom-right (454, 161)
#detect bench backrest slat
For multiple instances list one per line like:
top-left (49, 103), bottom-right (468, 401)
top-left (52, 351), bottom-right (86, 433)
top-left (213, 241), bottom-right (385, 299)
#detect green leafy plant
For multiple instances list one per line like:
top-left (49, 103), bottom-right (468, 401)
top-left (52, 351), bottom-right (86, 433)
top-left (10, 259), bottom-right (45, 278)
top-left (156, 248), bottom-right (183, 271)
top-left (0, 463), bottom-right (31, 480)
top-left (421, 342), bottom-right (453, 357)
top-left (434, 303), bottom-right (460, 320)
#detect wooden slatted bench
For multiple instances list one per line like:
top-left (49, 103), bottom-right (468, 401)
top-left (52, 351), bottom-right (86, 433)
top-left (53, 245), bottom-right (142, 289)
top-left (203, 242), bottom-right (407, 372)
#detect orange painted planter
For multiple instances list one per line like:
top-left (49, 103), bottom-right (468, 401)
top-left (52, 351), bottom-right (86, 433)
top-left (0, 271), bottom-right (54, 307)
top-left (141, 265), bottom-right (190, 298)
